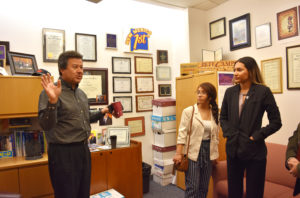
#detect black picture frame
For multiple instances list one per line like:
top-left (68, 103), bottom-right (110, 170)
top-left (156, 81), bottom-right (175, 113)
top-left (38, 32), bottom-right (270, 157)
top-left (81, 68), bottom-right (108, 105)
top-left (42, 28), bottom-right (65, 62)
top-left (209, 17), bottom-right (226, 40)
top-left (157, 50), bottom-right (168, 65)
top-left (286, 45), bottom-right (300, 89)
top-left (106, 33), bottom-right (117, 49)
top-left (158, 84), bottom-right (172, 97)
top-left (113, 77), bottom-right (132, 93)
top-left (7, 51), bottom-right (38, 75)
top-left (75, 33), bottom-right (97, 62)
top-left (0, 41), bottom-right (10, 65)
top-left (112, 57), bottom-right (131, 74)
top-left (229, 13), bottom-right (251, 51)
top-left (113, 96), bottom-right (133, 113)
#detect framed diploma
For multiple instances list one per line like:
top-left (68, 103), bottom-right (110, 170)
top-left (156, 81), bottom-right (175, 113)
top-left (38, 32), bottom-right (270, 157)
top-left (112, 57), bottom-right (131, 74)
top-left (156, 66), bottom-right (171, 81)
top-left (106, 127), bottom-right (130, 148)
top-left (136, 95), bottom-right (154, 112)
top-left (125, 116), bottom-right (145, 137)
top-left (134, 56), bottom-right (153, 74)
top-left (229, 13), bottom-right (251, 51)
top-left (7, 51), bottom-right (38, 75)
top-left (202, 49), bottom-right (215, 62)
top-left (209, 17), bottom-right (226, 40)
top-left (277, 7), bottom-right (298, 40)
top-left (261, 57), bottom-right (282, 93)
top-left (135, 76), bottom-right (154, 93)
top-left (157, 50), bottom-right (168, 65)
top-left (113, 77), bottom-right (132, 93)
top-left (0, 41), bottom-right (9, 65)
top-left (42, 28), bottom-right (65, 62)
top-left (75, 33), bottom-right (97, 62)
top-left (113, 96), bottom-right (133, 113)
top-left (255, 23), bottom-right (272, 49)
top-left (106, 33), bottom-right (117, 49)
top-left (158, 84), bottom-right (172, 97)
top-left (286, 45), bottom-right (300, 89)
top-left (79, 68), bottom-right (108, 105)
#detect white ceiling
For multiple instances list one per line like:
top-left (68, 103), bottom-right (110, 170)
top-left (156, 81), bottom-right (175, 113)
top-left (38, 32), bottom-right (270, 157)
top-left (134, 0), bottom-right (229, 10)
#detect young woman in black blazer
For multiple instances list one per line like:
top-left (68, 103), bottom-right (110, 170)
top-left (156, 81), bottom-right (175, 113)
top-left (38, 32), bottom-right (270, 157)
top-left (220, 56), bottom-right (282, 198)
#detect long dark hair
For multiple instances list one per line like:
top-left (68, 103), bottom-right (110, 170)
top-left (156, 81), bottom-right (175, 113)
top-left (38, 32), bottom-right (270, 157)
top-left (235, 56), bottom-right (264, 85)
top-left (197, 82), bottom-right (219, 125)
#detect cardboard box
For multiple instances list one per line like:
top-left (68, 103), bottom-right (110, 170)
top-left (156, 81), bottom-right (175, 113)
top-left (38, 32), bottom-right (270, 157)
top-left (153, 158), bottom-right (174, 174)
top-left (152, 98), bottom-right (176, 116)
top-left (153, 173), bottom-right (173, 186)
top-left (154, 130), bottom-right (176, 147)
top-left (90, 189), bottom-right (124, 198)
top-left (152, 115), bottom-right (176, 130)
top-left (152, 145), bottom-right (176, 161)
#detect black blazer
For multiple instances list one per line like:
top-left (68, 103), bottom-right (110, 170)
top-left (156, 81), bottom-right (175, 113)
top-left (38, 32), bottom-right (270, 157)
top-left (220, 84), bottom-right (282, 160)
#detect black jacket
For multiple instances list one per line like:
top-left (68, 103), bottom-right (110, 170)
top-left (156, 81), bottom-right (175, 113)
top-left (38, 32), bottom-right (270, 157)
top-left (220, 84), bottom-right (282, 160)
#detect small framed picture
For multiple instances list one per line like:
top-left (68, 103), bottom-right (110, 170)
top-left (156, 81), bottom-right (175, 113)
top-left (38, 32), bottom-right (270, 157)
top-left (75, 33), bottom-right (97, 62)
top-left (0, 59), bottom-right (5, 68)
top-left (229, 13), bottom-right (251, 51)
top-left (125, 116), bottom-right (145, 137)
top-left (261, 57), bottom-right (282, 93)
top-left (136, 95), bottom-right (154, 112)
top-left (134, 56), bottom-right (153, 74)
top-left (277, 7), bottom-right (298, 40)
top-left (0, 41), bottom-right (9, 65)
top-left (135, 76), bottom-right (154, 93)
top-left (157, 50), bottom-right (168, 65)
top-left (106, 33), bottom-right (117, 49)
top-left (158, 84), bottom-right (172, 97)
top-left (156, 66), bottom-right (171, 81)
top-left (106, 127), bottom-right (130, 148)
top-left (113, 96), bottom-right (133, 113)
top-left (7, 51), bottom-right (38, 75)
top-left (286, 45), bottom-right (300, 89)
top-left (113, 77), bottom-right (132, 93)
top-left (99, 113), bottom-right (113, 126)
top-left (42, 28), bottom-right (65, 62)
top-left (0, 45), bottom-right (6, 60)
top-left (255, 23), bottom-right (272, 49)
top-left (209, 17), bottom-right (226, 40)
top-left (112, 57), bottom-right (131, 74)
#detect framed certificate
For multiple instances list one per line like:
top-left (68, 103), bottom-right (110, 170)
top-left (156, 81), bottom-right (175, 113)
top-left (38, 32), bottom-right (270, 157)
top-left (209, 17), bottom-right (226, 40)
top-left (75, 33), bottom-right (97, 62)
top-left (136, 95), bottom-right (154, 112)
top-left (261, 57), bottom-right (282, 93)
top-left (113, 77), bottom-right (132, 93)
top-left (134, 56), bottom-right (153, 74)
top-left (7, 51), bottom-right (38, 75)
top-left (255, 23), bottom-right (272, 49)
top-left (42, 28), bottom-right (65, 62)
top-left (158, 84), bottom-right (172, 97)
top-left (106, 127), bottom-right (130, 148)
top-left (79, 68), bottom-right (108, 105)
top-left (202, 49), bottom-right (215, 62)
top-left (113, 96), bottom-right (133, 113)
top-left (112, 57), bottom-right (131, 74)
top-left (229, 13), bottom-right (251, 51)
top-left (157, 50), bottom-right (168, 64)
top-left (135, 76), bottom-right (154, 93)
top-left (156, 66), bottom-right (171, 81)
top-left (286, 45), bottom-right (300, 89)
top-left (125, 116), bottom-right (145, 137)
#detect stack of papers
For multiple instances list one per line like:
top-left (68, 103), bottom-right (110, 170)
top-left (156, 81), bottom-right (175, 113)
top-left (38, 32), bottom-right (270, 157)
top-left (90, 189), bottom-right (124, 198)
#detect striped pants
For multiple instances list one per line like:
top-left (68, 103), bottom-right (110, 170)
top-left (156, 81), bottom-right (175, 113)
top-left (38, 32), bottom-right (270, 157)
top-left (185, 140), bottom-right (211, 198)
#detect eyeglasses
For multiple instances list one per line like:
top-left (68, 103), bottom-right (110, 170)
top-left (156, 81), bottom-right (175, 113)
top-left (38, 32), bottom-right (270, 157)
top-left (197, 91), bottom-right (207, 95)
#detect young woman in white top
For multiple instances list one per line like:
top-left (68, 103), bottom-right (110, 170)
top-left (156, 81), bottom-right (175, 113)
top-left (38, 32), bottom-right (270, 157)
top-left (173, 82), bottom-right (219, 198)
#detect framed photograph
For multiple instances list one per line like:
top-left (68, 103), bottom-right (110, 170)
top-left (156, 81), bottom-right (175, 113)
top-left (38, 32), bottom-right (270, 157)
top-left (229, 13), bottom-right (251, 51)
top-left (0, 59), bottom-right (5, 68)
top-left (106, 127), bottom-right (130, 148)
top-left (157, 50), bottom-right (168, 65)
top-left (158, 84), bottom-right (172, 97)
top-left (202, 49), bottom-right (215, 62)
top-left (134, 56), bottom-right (153, 74)
top-left (113, 77), bottom-right (132, 93)
top-left (156, 66), bottom-right (171, 81)
top-left (277, 7), bottom-right (298, 40)
top-left (135, 76), bottom-right (154, 93)
top-left (261, 57), bottom-right (282, 93)
top-left (255, 23), bottom-right (272, 49)
top-left (0, 41), bottom-right (9, 65)
top-left (209, 17), bottom-right (226, 40)
top-left (79, 68), bottom-right (108, 105)
top-left (112, 57), bottom-right (131, 74)
top-left (113, 96), bottom-right (133, 113)
top-left (0, 45), bottom-right (6, 60)
top-left (106, 33), bottom-right (117, 49)
top-left (136, 95), bottom-right (154, 112)
top-left (125, 116), bottom-right (145, 137)
top-left (286, 45), bottom-right (300, 89)
top-left (7, 51), bottom-right (38, 75)
top-left (99, 113), bottom-right (113, 126)
top-left (42, 28), bottom-right (65, 62)
top-left (75, 33), bottom-right (97, 62)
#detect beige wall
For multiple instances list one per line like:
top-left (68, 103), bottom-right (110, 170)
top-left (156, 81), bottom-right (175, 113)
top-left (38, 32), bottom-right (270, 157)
top-left (188, 0), bottom-right (300, 144)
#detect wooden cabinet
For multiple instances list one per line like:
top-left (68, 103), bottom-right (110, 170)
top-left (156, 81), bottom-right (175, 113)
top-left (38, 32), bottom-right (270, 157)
top-left (0, 169), bottom-right (19, 193)
top-left (0, 76), bottom-right (44, 119)
top-left (90, 141), bottom-right (143, 198)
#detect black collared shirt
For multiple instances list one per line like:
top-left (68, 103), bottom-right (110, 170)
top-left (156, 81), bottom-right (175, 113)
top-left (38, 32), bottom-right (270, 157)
top-left (38, 78), bottom-right (103, 144)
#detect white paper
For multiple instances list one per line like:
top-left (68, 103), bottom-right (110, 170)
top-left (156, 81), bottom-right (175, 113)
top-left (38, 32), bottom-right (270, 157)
top-left (79, 75), bottom-right (102, 98)
top-left (137, 77), bottom-right (153, 92)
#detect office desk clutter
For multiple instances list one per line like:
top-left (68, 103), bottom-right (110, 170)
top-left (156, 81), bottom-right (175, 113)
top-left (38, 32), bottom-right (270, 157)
top-left (151, 98), bottom-right (176, 186)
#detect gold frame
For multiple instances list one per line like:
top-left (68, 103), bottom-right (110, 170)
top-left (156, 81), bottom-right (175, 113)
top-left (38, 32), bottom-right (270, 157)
top-left (261, 57), bottom-right (283, 93)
